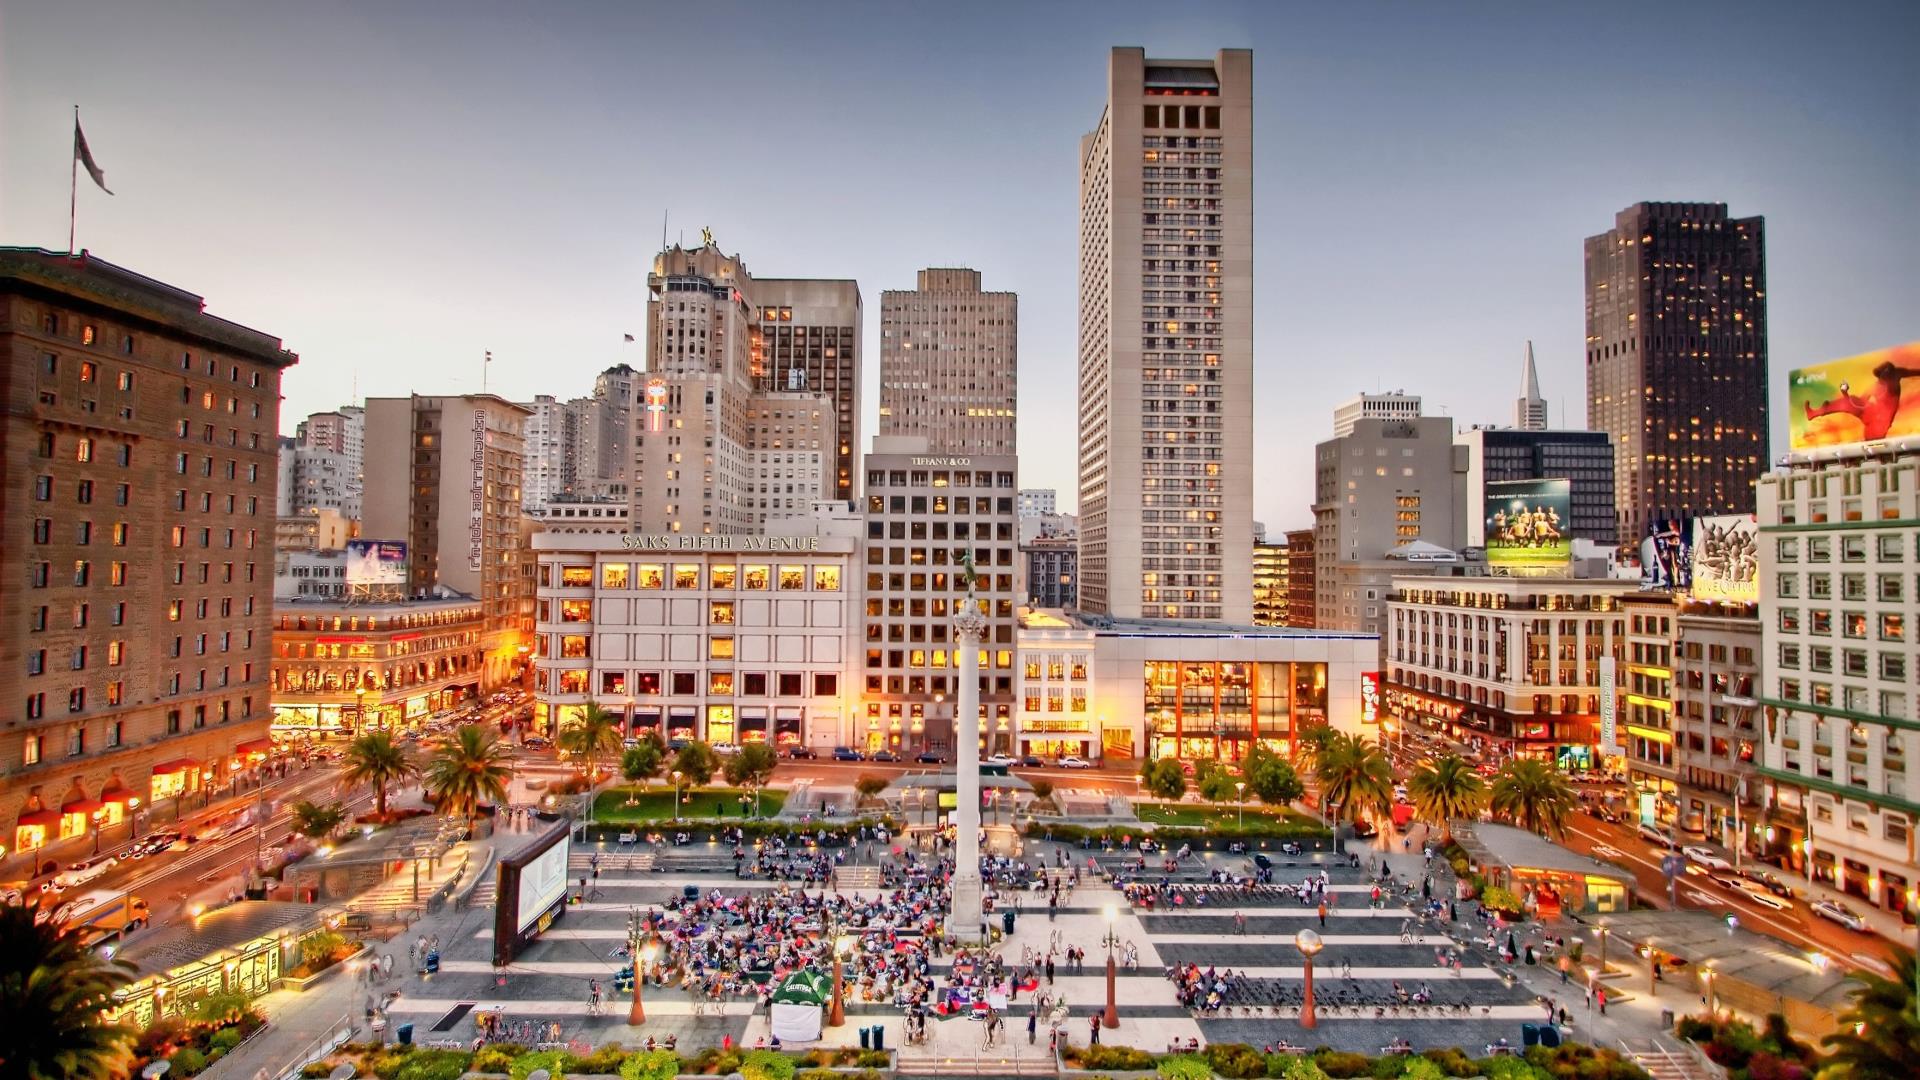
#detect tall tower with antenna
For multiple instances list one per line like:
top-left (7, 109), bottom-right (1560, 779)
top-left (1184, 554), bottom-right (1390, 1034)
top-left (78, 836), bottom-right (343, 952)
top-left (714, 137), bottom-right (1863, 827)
top-left (1515, 340), bottom-right (1548, 431)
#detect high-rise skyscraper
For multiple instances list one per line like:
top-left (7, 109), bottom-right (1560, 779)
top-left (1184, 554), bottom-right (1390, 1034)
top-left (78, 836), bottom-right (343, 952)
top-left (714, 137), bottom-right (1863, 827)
top-left (1585, 202), bottom-right (1767, 540)
top-left (879, 268), bottom-right (1017, 455)
top-left (755, 280), bottom-right (862, 502)
top-left (1515, 342), bottom-right (1547, 431)
top-left (1076, 47), bottom-right (1254, 623)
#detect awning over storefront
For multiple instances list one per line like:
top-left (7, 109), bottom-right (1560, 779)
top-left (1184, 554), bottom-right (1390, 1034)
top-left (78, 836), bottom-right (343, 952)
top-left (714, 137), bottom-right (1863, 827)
top-left (233, 738), bottom-right (273, 756)
top-left (15, 809), bottom-right (59, 828)
top-left (100, 784), bottom-right (135, 805)
top-left (152, 758), bottom-right (198, 774)
top-left (61, 797), bottom-right (104, 815)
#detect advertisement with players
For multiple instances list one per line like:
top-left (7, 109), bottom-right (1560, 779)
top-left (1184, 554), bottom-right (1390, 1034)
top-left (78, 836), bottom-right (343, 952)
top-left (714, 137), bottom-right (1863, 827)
top-left (1690, 516), bottom-right (1759, 603)
top-left (1483, 479), bottom-right (1571, 566)
top-left (1641, 519), bottom-right (1691, 590)
top-left (344, 539), bottom-right (408, 587)
top-left (1789, 341), bottom-right (1920, 452)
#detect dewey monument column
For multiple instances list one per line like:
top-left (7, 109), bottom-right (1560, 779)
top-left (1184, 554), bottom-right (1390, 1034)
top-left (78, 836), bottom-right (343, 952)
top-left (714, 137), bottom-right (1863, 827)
top-left (947, 559), bottom-right (986, 939)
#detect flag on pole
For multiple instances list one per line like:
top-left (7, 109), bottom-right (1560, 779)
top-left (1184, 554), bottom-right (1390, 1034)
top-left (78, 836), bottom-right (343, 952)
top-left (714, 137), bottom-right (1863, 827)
top-left (623, 333), bottom-right (635, 343)
top-left (74, 116), bottom-right (113, 195)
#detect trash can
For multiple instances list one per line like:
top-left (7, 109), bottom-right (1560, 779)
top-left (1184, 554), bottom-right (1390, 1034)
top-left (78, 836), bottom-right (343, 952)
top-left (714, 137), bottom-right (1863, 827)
top-left (871, 1024), bottom-right (885, 1051)
top-left (1002, 910), bottom-right (1015, 934)
top-left (1521, 1023), bottom-right (1539, 1047)
top-left (1539, 1027), bottom-right (1561, 1048)
top-left (859, 1026), bottom-right (871, 1050)
top-left (424, 952), bottom-right (440, 974)
top-left (1661, 1008), bottom-right (1675, 1029)
top-left (397, 1023), bottom-right (414, 1046)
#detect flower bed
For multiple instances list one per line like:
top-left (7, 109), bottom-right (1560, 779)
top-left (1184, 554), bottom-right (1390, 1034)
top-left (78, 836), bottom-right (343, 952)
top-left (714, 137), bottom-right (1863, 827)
top-left (299, 1042), bottom-right (896, 1080)
top-left (1027, 820), bottom-right (1332, 845)
top-left (283, 932), bottom-right (367, 989)
top-left (1060, 1040), bottom-right (1650, 1080)
top-left (129, 993), bottom-right (266, 1078)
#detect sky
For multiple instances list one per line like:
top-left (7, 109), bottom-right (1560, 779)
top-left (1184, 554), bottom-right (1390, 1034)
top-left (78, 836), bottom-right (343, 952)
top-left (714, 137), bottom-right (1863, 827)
top-left (3, 0), bottom-right (1915, 530)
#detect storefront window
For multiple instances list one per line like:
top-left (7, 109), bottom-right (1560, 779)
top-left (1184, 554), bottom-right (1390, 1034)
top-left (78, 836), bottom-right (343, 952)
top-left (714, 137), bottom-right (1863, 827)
top-left (673, 565), bottom-right (700, 589)
top-left (743, 565), bottom-right (770, 590)
top-left (779, 565), bottom-right (806, 590)
top-left (710, 636), bottom-right (735, 660)
top-left (705, 705), bottom-right (734, 745)
top-left (560, 635), bottom-right (589, 658)
top-left (709, 672), bottom-right (734, 695)
top-left (560, 566), bottom-right (592, 587)
top-left (558, 670), bottom-right (589, 694)
top-left (636, 564), bottom-right (664, 589)
top-left (710, 564), bottom-right (737, 590)
top-left (813, 566), bottom-right (841, 591)
top-left (601, 564), bottom-right (629, 589)
top-left (559, 600), bottom-right (592, 622)
top-left (710, 602), bottom-right (735, 625)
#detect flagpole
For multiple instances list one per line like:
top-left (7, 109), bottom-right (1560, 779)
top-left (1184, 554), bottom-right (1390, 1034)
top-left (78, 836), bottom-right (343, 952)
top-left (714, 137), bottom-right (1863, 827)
top-left (69, 106), bottom-right (79, 255)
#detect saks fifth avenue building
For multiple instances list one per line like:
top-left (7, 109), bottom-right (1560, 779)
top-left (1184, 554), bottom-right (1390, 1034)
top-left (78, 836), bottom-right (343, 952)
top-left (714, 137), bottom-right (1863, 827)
top-left (531, 527), bottom-right (863, 749)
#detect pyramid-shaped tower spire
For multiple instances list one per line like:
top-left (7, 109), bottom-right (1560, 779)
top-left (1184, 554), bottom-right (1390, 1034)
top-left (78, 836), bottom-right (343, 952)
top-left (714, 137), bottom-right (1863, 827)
top-left (1515, 340), bottom-right (1548, 430)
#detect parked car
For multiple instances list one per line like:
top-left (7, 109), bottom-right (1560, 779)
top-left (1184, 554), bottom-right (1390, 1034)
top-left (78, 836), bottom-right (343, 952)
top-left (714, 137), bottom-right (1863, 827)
top-left (1349, 819), bottom-right (1378, 839)
top-left (1725, 878), bottom-right (1792, 910)
top-left (1637, 822), bottom-right (1677, 847)
top-left (1593, 806), bottom-right (1625, 825)
top-left (1739, 867), bottom-right (1793, 897)
top-left (1812, 899), bottom-right (1870, 931)
top-left (870, 750), bottom-right (901, 762)
top-left (786, 746), bottom-right (818, 760)
top-left (1019, 754), bottom-right (1045, 768)
top-left (1683, 845), bottom-right (1734, 872)
top-left (50, 855), bottom-right (118, 891)
top-left (915, 752), bottom-right (945, 764)
top-left (711, 743), bottom-right (741, 756)
top-left (522, 736), bottom-right (552, 751)
top-left (832, 747), bottom-right (864, 762)
top-left (985, 753), bottom-right (1017, 767)
top-left (1058, 756), bottom-right (1094, 769)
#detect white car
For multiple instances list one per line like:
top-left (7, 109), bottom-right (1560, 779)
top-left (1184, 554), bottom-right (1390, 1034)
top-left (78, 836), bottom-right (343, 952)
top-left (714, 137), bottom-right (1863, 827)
top-left (711, 743), bottom-right (741, 756)
top-left (1682, 845), bottom-right (1734, 872)
top-left (1812, 899), bottom-right (1870, 931)
top-left (1732, 881), bottom-right (1791, 911)
top-left (985, 754), bottom-right (1017, 767)
top-left (50, 855), bottom-right (118, 891)
top-left (1058, 756), bottom-right (1094, 769)
top-left (1637, 822), bottom-right (1677, 847)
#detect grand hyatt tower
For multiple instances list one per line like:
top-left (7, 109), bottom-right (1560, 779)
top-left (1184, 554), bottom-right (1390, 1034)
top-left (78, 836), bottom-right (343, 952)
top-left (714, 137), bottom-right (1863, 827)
top-left (1076, 47), bottom-right (1254, 623)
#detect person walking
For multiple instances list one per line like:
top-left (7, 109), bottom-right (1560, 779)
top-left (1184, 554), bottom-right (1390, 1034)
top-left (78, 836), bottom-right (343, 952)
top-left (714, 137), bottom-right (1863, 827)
top-left (1317, 901), bottom-right (1327, 928)
top-left (1088, 1012), bottom-right (1100, 1045)
top-left (1046, 956), bottom-right (1055, 984)
top-left (1028, 1009), bottom-right (1038, 1045)
top-left (1557, 954), bottom-right (1571, 984)
top-left (1597, 986), bottom-right (1608, 1015)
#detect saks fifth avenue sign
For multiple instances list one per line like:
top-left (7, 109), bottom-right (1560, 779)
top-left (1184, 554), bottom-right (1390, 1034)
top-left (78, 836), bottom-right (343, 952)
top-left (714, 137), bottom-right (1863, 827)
top-left (620, 534), bottom-right (822, 552)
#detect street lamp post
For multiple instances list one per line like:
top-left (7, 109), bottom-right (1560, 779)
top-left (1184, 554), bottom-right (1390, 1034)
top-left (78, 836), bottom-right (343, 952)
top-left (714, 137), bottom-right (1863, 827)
top-left (672, 771), bottom-right (683, 822)
top-left (828, 933), bottom-right (851, 1027)
top-left (1236, 781), bottom-right (1247, 829)
top-left (1295, 928), bottom-right (1323, 1028)
top-left (91, 809), bottom-right (106, 854)
top-left (1595, 924), bottom-right (1609, 975)
top-left (1647, 939), bottom-right (1659, 995)
top-left (126, 797), bottom-right (142, 842)
top-left (1702, 967), bottom-right (1716, 1020)
top-left (627, 910), bottom-right (653, 1024)
top-left (1101, 904), bottom-right (1120, 1028)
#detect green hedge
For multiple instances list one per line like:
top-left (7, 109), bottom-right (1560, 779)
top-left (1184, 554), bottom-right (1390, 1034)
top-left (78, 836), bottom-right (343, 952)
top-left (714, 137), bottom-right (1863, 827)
top-left (585, 814), bottom-right (903, 844)
top-left (1027, 821), bottom-right (1332, 845)
top-left (1062, 1042), bottom-right (1649, 1080)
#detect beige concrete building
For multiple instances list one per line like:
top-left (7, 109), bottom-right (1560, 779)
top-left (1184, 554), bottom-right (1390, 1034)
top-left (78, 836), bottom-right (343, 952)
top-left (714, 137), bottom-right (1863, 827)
top-left (270, 595), bottom-right (485, 737)
top-left (1076, 47), bottom-right (1255, 624)
top-left (362, 393), bottom-right (532, 690)
top-left (1, 249), bottom-right (295, 868)
top-left (879, 269), bottom-right (1016, 456)
top-left (755, 280), bottom-right (861, 503)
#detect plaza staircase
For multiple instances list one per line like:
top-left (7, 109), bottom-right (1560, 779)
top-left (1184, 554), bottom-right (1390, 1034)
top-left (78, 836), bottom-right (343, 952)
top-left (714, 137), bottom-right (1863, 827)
top-left (894, 1049), bottom-right (1057, 1076)
top-left (834, 864), bottom-right (882, 890)
top-left (1621, 1038), bottom-right (1723, 1080)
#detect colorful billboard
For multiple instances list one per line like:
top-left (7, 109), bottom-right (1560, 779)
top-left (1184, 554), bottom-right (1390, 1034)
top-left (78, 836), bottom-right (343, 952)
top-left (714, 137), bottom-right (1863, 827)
top-left (1641, 519), bottom-right (1690, 590)
top-left (344, 539), bottom-right (408, 587)
top-left (1789, 341), bottom-right (1920, 452)
top-left (1691, 516), bottom-right (1759, 603)
top-left (1484, 478), bottom-right (1571, 566)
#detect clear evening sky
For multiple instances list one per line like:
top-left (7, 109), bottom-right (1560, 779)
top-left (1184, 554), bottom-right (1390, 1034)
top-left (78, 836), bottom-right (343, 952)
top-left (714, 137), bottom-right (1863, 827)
top-left (3, 1), bottom-right (1914, 530)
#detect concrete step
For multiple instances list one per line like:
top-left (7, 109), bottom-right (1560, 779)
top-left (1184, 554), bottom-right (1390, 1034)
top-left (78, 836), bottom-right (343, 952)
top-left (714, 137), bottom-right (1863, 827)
top-left (835, 865), bottom-right (883, 889)
top-left (1622, 1039), bottom-right (1716, 1080)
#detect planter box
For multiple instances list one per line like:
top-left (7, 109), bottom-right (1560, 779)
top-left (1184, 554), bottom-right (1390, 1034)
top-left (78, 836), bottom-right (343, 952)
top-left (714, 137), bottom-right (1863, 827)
top-left (281, 943), bottom-right (370, 993)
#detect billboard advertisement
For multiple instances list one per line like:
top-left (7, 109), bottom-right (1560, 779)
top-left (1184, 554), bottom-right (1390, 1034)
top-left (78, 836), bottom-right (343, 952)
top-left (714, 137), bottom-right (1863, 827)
top-left (344, 540), bottom-right (408, 587)
top-left (516, 833), bottom-right (570, 933)
top-left (1691, 516), bottom-right (1759, 603)
top-left (492, 822), bottom-right (571, 966)
top-left (1641, 519), bottom-right (1691, 590)
top-left (1484, 479), bottom-right (1571, 566)
top-left (1789, 341), bottom-right (1920, 452)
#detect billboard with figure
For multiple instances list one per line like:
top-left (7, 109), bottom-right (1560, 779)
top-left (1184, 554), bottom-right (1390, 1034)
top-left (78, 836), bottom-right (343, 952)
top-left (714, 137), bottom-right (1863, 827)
top-left (1484, 479), bottom-right (1572, 566)
top-left (344, 540), bottom-right (408, 587)
top-left (1641, 519), bottom-right (1691, 591)
top-left (1789, 341), bottom-right (1920, 452)
top-left (1691, 516), bottom-right (1759, 603)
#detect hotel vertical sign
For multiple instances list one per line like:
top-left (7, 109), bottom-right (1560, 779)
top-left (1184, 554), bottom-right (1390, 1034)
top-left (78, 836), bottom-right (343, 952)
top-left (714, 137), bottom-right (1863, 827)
top-left (1598, 656), bottom-right (1617, 757)
top-left (469, 411), bottom-right (486, 572)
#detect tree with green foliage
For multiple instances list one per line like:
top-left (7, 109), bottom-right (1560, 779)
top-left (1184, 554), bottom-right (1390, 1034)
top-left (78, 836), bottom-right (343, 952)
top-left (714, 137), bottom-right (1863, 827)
top-left (1489, 757), bottom-right (1576, 838)
top-left (424, 724), bottom-right (515, 837)
top-left (1141, 757), bottom-right (1187, 800)
top-left (854, 774), bottom-right (890, 806)
top-left (622, 731), bottom-right (666, 786)
top-left (0, 903), bottom-right (139, 1079)
top-left (1315, 733), bottom-right (1394, 837)
top-left (671, 740), bottom-right (719, 787)
top-left (724, 743), bottom-right (779, 816)
top-left (1406, 753), bottom-right (1488, 841)
top-left (1029, 778), bottom-right (1055, 807)
top-left (1293, 723), bottom-right (1338, 775)
top-left (339, 730), bottom-right (419, 818)
top-left (1242, 745), bottom-right (1305, 806)
top-left (1820, 944), bottom-right (1918, 1080)
top-left (288, 800), bottom-right (346, 841)
top-left (557, 699), bottom-right (624, 784)
top-left (1198, 769), bottom-right (1241, 802)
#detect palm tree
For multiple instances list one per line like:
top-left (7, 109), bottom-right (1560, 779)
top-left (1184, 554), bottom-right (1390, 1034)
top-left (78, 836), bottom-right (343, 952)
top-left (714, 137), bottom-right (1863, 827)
top-left (1821, 945), bottom-right (1918, 1079)
top-left (339, 731), bottom-right (419, 819)
top-left (1315, 733), bottom-right (1394, 838)
top-left (289, 800), bottom-right (347, 841)
top-left (424, 724), bottom-right (514, 837)
top-left (1293, 723), bottom-right (1338, 775)
top-left (1406, 754), bottom-right (1488, 841)
top-left (1489, 758), bottom-right (1577, 838)
top-left (557, 700), bottom-right (624, 784)
top-left (0, 903), bottom-right (139, 1079)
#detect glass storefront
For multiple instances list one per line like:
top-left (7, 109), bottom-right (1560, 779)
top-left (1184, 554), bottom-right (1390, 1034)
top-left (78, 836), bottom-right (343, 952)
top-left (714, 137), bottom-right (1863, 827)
top-left (1144, 660), bottom-right (1325, 761)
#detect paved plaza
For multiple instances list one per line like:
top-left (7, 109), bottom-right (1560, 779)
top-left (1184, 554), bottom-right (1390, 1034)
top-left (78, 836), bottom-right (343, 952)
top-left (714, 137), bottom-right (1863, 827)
top-left (366, 830), bottom-right (1578, 1060)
